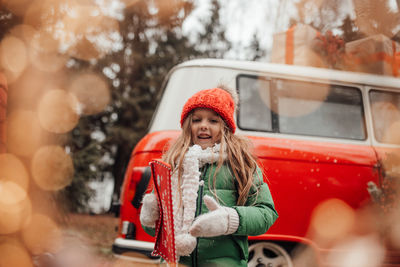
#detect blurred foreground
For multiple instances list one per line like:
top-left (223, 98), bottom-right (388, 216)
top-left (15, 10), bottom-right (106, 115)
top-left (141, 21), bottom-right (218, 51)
top-left (34, 213), bottom-right (161, 267)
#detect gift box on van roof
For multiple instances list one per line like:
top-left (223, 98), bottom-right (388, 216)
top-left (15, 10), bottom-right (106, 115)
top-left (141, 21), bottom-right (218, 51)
top-left (271, 24), bottom-right (327, 68)
top-left (345, 34), bottom-right (400, 77)
top-left (271, 24), bottom-right (400, 77)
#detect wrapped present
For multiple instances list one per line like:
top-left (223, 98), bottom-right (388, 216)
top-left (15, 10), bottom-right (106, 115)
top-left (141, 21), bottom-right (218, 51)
top-left (271, 24), bottom-right (326, 68)
top-left (345, 34), bottom-right (400, 76)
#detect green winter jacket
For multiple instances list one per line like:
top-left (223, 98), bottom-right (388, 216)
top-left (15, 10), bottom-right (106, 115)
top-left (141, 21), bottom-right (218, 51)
top-left (143, 162), bottom-right (278, 267)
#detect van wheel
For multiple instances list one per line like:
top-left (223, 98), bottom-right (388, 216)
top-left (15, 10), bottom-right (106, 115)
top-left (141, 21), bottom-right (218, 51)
top-left (248, 242), bottom-right (293, 267)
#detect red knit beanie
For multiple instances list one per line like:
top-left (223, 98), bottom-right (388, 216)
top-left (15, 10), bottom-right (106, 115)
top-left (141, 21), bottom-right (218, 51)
top-left (180, 87), bottom-right (236, 133)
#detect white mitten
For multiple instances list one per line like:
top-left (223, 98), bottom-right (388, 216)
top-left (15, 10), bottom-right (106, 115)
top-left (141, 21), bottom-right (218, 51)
top-left (140, 193), bottom-right (159, 227)
top-left (189, 195), bottom-right (239, 237)
top-left (175, 233), bottom-right (197, 256)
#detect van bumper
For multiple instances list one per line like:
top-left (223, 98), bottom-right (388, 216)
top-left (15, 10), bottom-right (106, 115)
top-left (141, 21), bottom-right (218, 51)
top-left (112, 238), bottom-right (159, 261)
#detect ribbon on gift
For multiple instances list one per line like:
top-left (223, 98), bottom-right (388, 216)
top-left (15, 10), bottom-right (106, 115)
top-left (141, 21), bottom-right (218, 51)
top-left (396, 51), bottom-right (400, 64)
top-left (285, 25), bottom-right (295, 65)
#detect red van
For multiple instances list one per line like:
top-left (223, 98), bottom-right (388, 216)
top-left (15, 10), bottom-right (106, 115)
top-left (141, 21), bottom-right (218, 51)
top-left (112, 59), bottom-right (400, 266)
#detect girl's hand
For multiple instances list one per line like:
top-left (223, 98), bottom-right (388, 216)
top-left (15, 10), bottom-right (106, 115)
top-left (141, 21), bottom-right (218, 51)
top-left (139, 193), bottom-right (159, 227)
top-left (189, 195), bottom-right (239, 237)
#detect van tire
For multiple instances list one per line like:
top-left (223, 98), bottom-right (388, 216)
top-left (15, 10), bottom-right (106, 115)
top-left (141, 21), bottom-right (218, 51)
top-left (248, 242), bottom-right (293, 267)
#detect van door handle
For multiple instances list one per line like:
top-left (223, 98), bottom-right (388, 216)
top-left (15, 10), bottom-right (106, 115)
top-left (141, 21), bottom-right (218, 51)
top-left (366, 181), bottom-right (382, 203)
top-left (131, 167), bottom-right (152, 209)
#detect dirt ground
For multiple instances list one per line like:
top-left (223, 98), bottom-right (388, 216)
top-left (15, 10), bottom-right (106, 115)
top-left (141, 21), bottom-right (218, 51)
top-left (60, 213), bottom-right (162, 267)
top-left (61, 213), bottom-right (119, 260)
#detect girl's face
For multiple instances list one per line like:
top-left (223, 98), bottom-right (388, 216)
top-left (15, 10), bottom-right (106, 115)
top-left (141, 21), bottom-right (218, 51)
top-left (191, 108), bottom-right (222, 149)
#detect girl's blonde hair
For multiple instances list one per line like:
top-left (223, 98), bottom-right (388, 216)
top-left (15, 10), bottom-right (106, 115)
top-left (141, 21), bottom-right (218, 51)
top-left (163, 111), bottom-right (259, 206)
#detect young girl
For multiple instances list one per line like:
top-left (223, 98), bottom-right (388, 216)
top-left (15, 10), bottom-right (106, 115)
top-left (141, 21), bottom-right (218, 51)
top-left (140, 86), bottom-right (278, 266)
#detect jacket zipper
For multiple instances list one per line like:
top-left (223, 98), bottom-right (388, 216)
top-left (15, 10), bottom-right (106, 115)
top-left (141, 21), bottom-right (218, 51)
top-left (192, 164), bottom-right (208, 267)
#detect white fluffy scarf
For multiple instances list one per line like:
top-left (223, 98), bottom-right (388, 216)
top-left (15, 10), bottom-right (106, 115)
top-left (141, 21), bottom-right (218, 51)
top-left (171, 143), bottom-right (226, 256)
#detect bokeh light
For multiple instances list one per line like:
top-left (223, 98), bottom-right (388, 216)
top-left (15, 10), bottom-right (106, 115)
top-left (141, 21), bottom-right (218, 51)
top-left (386, 209), bottom-right (400, 250)
top-left (389, 224), bottom-right (400, 251)
top-left (30, 28), bottom-right (59, 54)
top-left (9, 24), bottom-right (37, 44)
top-left (310, 198), bottom-right (356, 242)
top-left (38, 89), bottom-right (80, 134)
top-left (22, 213), bottom-right (62, 255)
top-left (326, 235), bottom-right (385, 267)
top-left (0, 153), bottom-right (29, 190)
top-left (0, 35), bottom-right (28, 73)
top-left (0, 181), bottom-right (27, 206)
top-left (7, 110), bottom-right (43, 156)
top-left (28, 39), bottom-right (67, 73)
top-left (0, 35), bottom-right (28, 83)
top-left (52, 233), bottom-right (100, 267)
top-left (69, 73), bottom-right (110, 115)
top-left (257, 77), bottom-right (330, 117)
top-left (0, 181), bottom-right (32, 234)
top-left (8, 67), bottom-right (57, 110)
top-left (371, 101), bottom-right (400, 144)
top-left (382, 121), bottom-right (400, 144)
top-left (0, 241), bottom-right (33, 267)
top-left (27, 29), bottom-right (67, 73)
top-left (31, 145), bottom-right (74, 191)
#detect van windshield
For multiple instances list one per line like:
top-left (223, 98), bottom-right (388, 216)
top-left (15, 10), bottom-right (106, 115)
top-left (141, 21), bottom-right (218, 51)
top-left (370, 90), bottom-right (400, 144)
top-left (238, 75), bottom-right (366, 140)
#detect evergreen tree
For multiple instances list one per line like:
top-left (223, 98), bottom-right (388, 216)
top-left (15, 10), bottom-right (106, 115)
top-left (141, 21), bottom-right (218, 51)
top-left (248, 33), bottom-right (266, 61)
top-left (195, 0), bottom-right (232, 58)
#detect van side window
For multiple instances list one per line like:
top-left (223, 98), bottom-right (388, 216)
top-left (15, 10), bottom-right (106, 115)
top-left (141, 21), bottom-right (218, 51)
top-left (237, 76), bottom-right (273, 131)
top-left (370, 90), bottom-right (400, 144)
top-left (237, 75), bottom-right (366, 140)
